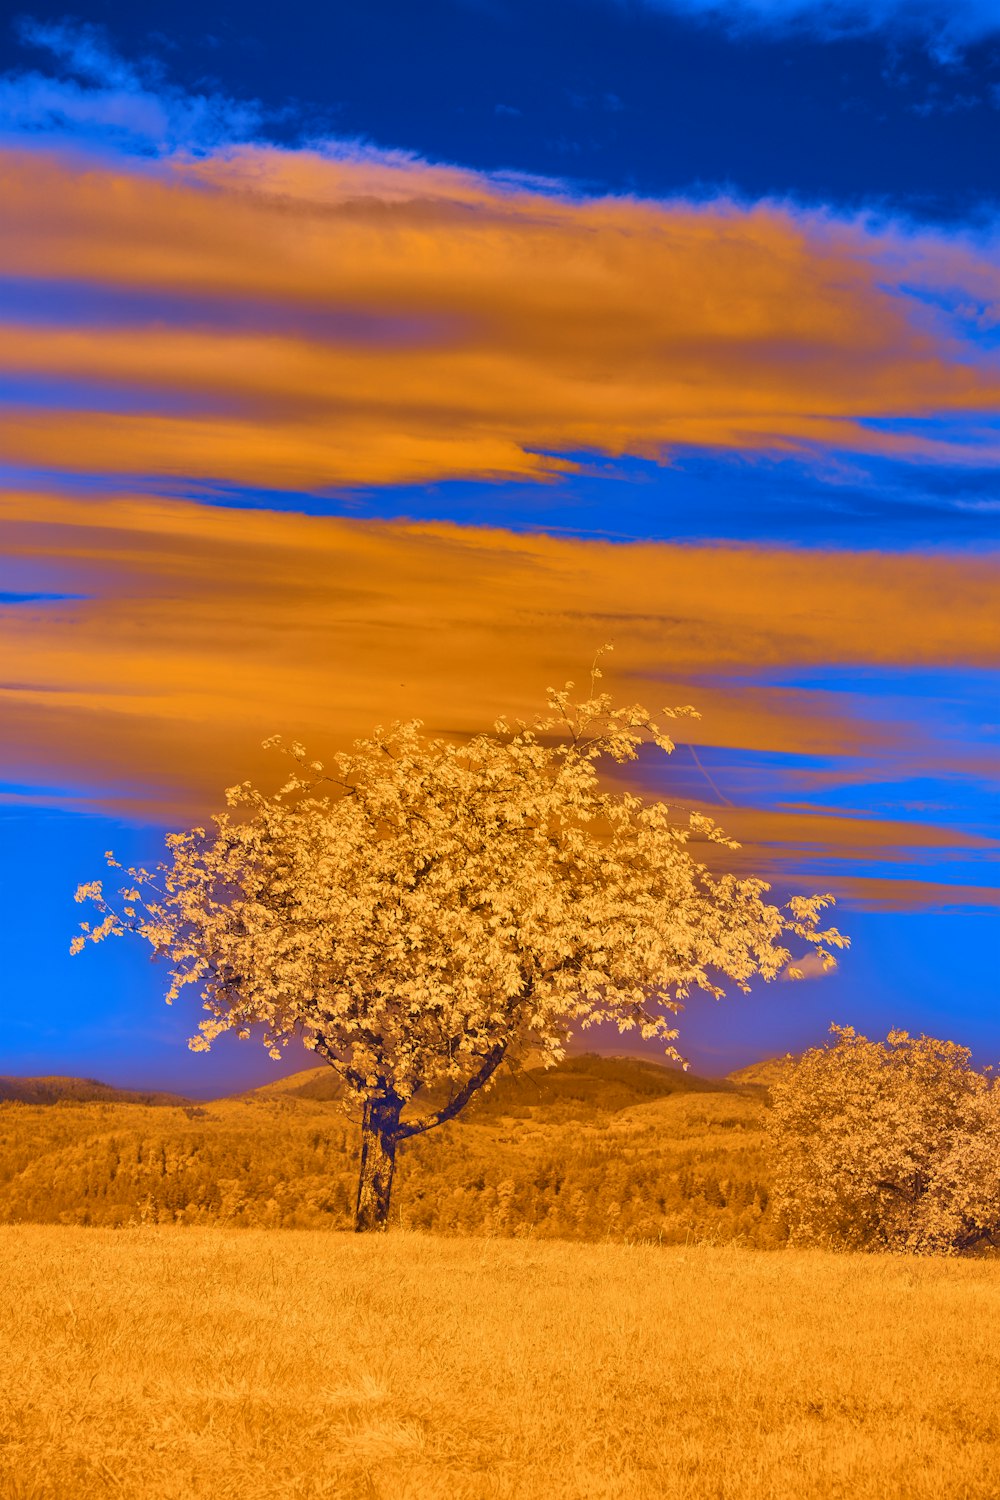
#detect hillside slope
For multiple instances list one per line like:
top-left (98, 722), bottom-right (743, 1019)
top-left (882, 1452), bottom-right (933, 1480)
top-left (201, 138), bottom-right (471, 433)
top-left (244, 1050), bottom-right (736, 1116)
top-left (0, 1054), bottom-right (776, 1244)
top-left (727, 1056), bottom-right (797, 1091)
top-left (0, 1076), bottom-right (191, 1107)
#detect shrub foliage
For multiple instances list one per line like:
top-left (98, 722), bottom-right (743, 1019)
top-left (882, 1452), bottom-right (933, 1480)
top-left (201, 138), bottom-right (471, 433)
top-left (770, 1026), bottom-right (1000, 1254)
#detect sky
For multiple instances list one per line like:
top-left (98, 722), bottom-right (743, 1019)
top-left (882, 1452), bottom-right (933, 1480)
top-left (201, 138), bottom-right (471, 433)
top-left (0, 0), bottom-right (998, 1096)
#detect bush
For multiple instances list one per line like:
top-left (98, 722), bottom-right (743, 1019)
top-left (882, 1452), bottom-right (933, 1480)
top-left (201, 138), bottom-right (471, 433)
top-left (769, 1025), bottom-right (1000, 1254)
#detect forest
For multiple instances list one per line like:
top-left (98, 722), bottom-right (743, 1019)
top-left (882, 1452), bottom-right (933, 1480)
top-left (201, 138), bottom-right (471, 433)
top-left (0, 1054), bottom-right (780, 1246)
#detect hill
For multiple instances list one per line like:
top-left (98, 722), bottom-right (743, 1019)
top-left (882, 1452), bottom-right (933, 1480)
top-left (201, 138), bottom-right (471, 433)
top-left (0, 1075), bottom-right (192, 1107)
top-left (727, 1056), bottom-right (798, 1091)
top-left (0, 1052), bottom-right (745, 1110)
top-left (244, 1051), bottom-right (737, 1117)
top-left (0, 1053), bottom-right (775, 1244)
top-left (462, 1050), bottom-right (738, 1117)
top-left (239, 1065), bottom-right (346, 1102)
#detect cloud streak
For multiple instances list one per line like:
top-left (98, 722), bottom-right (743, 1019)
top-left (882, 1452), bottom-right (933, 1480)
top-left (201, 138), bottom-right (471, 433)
top-left (0, 142), bottom-right (998, 492)
top-left (0, 489), bottom-right (996, 906)
top-left (649, 0), bottom-right (1000, 57)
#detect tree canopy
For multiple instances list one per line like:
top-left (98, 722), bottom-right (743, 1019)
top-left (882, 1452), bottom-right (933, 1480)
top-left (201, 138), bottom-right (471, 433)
top-left (770, 1025), bottom-right (1000, 1254)
top-left (73, 668), bottom-right (845, 1228)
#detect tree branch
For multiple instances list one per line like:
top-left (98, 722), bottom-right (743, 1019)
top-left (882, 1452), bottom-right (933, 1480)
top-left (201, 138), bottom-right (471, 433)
top-left (873, 1178), bottom-right (918, 1203)
top-left (395, 1041), bottom-right (509, 1140)
top-left (310, 1034), bottom-right (368, 1093)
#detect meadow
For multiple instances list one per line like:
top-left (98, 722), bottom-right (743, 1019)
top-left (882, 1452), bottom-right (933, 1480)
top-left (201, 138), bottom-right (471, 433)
top-left (2, 1224), bottom-right (999, 1499)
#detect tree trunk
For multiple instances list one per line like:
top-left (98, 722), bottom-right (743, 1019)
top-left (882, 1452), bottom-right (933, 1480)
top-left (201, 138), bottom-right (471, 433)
top-left (355, 1092), bottom-right (403, 1232)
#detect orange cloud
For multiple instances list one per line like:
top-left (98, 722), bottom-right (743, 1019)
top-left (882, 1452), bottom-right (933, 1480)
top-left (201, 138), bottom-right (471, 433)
top-left (817, 877), bottom-right (1000, 913)
top-left (1, 490), bottom-right (996, 896)
top-left (686, 803), bottom-right (997, 859)
top-left (0, 145), bottom-right (999, 487)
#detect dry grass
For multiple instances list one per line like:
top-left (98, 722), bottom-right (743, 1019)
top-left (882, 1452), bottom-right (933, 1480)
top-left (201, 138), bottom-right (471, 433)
top-left (1, 1227), bottom-right (998, 1499)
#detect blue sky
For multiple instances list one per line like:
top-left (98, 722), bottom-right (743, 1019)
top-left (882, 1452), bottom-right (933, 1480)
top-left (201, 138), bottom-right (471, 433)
top-left (4, 1), bottom-right (1000, 216)
top-left (0, 1), bottom-right (997, 1092)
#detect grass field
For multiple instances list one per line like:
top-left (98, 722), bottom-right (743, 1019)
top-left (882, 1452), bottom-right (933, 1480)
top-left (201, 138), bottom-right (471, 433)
top-left (2, 1227), bottom-right (998, 1499)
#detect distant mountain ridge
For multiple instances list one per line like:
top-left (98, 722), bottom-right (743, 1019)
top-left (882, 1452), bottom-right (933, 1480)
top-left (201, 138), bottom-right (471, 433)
top-left (237, 1051), bottom-right (746, 1123)
top-left (0, 1051), bottom-right (791, 1111)
top-left (0, 1076), bottom-right (192, 1107)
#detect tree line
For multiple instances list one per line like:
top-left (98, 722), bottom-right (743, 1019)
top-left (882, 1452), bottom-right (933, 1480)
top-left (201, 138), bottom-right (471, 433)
top-left (6, 1032), bottom-right (999, 1253)
top-left (0, 1074), bottom-right (779, 1244)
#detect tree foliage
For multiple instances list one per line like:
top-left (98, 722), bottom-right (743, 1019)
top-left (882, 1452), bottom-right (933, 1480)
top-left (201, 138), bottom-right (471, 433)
top-left (73, 667), bottom-right (844, 1228)
top-left (770, 1025), bottom-right (1000, 1254)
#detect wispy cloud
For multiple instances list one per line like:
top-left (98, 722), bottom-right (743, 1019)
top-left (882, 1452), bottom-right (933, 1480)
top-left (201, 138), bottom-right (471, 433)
top-left (648, 0), bottom-right (1000, 59)
top-left (781, 949), bottom-right (838, 979)
top-left (0, 17), bottom-right (262, 153)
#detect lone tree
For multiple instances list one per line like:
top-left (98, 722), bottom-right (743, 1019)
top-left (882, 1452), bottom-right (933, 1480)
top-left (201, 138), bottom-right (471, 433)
top-left (73, 668), bottom-right (844, 1230)
top-left (770, 1025), bottom-right (1000, 1254)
